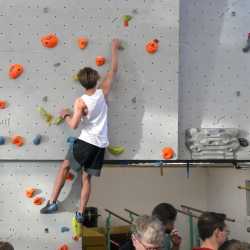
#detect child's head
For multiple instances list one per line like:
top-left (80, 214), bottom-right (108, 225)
top-left (198, 212), bottom-right (228, 246)
top-left (152, 203), bottom-right (177, 234)
top-left (0, 242), bottom-right (14, 250)
top-left (77, 67), bottom-right (100, 90)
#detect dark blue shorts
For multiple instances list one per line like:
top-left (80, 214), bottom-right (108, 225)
top-left (65, 139), bottom-right (105, 176)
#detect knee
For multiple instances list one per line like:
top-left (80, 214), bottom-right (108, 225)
top-left (61, 160), bottom-right (70, 171)
top-left (83, 173), bottom-right (91, 182)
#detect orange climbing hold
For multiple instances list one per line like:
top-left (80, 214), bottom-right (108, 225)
top-left (162, 147), bottom-right (174, 160)
top-left (65, 172), bottom-right (74, 181)
top-left (78, 37), bottom-right (88, 49)
top-left (95, 56), bottom-right (106, 66)
top-left (58, 244), bottom-right (69, 250)
top-left (145, 39), bottom-right (159, 54)
top-left (33, 197), bottom-right (44, 205)
top-left (41, 33), bottom-right (58, 48)
top-left (9, 64), bottom-right (24, 79)
top-left (11, 135), bottom-right (24, 147)
top-left (25, 187), bottom-right (36, 198)
top-left (0, 100), bottom-right (7, 109)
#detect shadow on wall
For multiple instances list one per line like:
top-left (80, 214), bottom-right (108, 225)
top-left (106, 48), bottom-right (145, 160)
top-left (178, 0), bottom-right (229, 159)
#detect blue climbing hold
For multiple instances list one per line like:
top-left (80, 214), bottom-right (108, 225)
top-left (67, 136), bottom-right (77, 144)
top-left (0, 136), bottom-right (5, 145)
top-left (61, 226), bottom-right (70, 233)
top-left (33, 134), bottom-right (42, 145)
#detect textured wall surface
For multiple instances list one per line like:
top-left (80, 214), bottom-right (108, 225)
top-left (0, 162), bottom-right (208, 250)
top-left (0, 0), bottom-right (179, 160)
top-left (179, 0), bottom-right (250, 159)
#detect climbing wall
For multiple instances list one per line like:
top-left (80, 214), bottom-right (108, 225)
top-left (0, 162), bottom-right (83, 249)
top-left (179, 0), bottom-right (250, 159)
top-left (0, 0), bottom-right (179, 160)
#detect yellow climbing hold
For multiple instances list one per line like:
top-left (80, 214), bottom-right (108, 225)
top-left (72, 216), bottom-right (83, 241)
top-left (73, 74), bottom-right (79, 81)
top-left (37, 106), bottom-right (53, 125)
top-left (53, 116), bottom-right (64, 125)
top-left (107, 145), bottom-right (125, 155)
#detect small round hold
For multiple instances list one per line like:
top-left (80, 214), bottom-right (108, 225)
top-left (61, 226), bottom-right (70, 233)
top-left (44, 228), bottom-right (49, 233)
top-left (67, 136), bottom-right (76, 144)
top-left (247, 227), bottom-right (250, 233)
top-left (238, 138), bottom-right (249, 147)
top-left (43, 7), bottom-right (49, 13)
top-left (33, 134), bottom-right (42, 145)
top-left (0, 136), bottom-right (5, 145)
top-left (231, 11), bottom-right (236, 16)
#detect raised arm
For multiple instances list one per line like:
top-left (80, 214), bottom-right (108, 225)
top-left (100, 39), bottom-right (121, 97)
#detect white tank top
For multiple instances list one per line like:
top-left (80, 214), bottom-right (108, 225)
top-left (78, 89), bottom-right (109, 148)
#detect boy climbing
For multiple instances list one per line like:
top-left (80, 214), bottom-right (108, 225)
top-left (40, 39), bottom-right (121, 224)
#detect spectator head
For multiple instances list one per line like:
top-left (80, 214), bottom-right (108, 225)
top-left (198, 212), bottom-right (228, 247)
top-left (132, 215), bottom-right (165, 250)
top-left (0, 242), bottom-right (14, 250)
top-left (152, 203), bottom-right (177, 233)
top-left (219, 239), bottom-right (250, 250)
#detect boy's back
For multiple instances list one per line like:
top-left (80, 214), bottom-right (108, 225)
top-left (79, 88), bottom-right (108, 148)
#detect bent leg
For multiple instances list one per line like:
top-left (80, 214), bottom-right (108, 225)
top-left (49, 159), bottom-right (70, 203)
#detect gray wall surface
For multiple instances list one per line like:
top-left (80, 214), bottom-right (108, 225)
top-left (179, 0), bottom-right (250, 159)
top-left (0, 0), bottom-right (179, 160)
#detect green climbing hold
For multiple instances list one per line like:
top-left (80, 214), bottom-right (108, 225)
top-left (107, 145), bottom-right (125, 155)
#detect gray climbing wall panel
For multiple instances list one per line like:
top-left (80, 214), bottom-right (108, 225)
top-left (0, 162), bottom-right (83, 250)
top-left (0, 0), bottom-right (179, 160)
top-left (179, 0), bottom-right (250, 160)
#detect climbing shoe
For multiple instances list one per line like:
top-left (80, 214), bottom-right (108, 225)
top-left (75, 211), bottom-right (85, 224)
top-left (40, 201), bottom-right (58, 214)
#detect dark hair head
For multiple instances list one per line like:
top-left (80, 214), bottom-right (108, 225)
top-left (77, 67), bottom-right (100, 89)
top-left (0, 241), bottom-right (14, 250)
top-left (152, 203), bottom-right (177, 225)
top-left (219, 239), bottom-right (250, 250)
top-left (198, 212), bottom-right (226, 241)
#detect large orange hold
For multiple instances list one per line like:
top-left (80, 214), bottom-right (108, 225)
top-left (11, 135), bottom-right (24, 147)
top-left (58, 244), bottom-right (69, 250)
top-left (78, 37), bottom-right (88, 49)
top-left (33, 197), bottom-right (44, 205)
top-left (146, 39), bottom-right (159, 54)
top-left (0, 100), bottom-right (7, 109)
top-left (9, 64), bottom-right (24, 79)
top-left (162, 147), bottom-right (174, 160)
top-left (25, 187), bottom-right (36, 198)
top-left (41, 33), bottom-right (58, 48)
top-left (96, 56), bottom-right (106, 66)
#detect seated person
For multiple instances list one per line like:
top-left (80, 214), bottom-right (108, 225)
top-left (219, 239), bottom-right (250, 250)
top-left (193, 212), bottom-right (229, 250)
top-left (152, 203), bottom-right (182, 250)
top-left (119, 215), bottom-right (165, 250)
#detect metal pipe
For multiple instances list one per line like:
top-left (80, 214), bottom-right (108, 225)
top-left (124, 208), bottom-right (139, 217)
top-left (104, 209), bottom-right (132, 225)
top-left (180, 205), bottom-right (235, 222)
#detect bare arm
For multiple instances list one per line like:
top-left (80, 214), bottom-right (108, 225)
top-left (101, 39), bottom-right (121, 97)
top-left (64, 98), bottom-right (87, 129)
